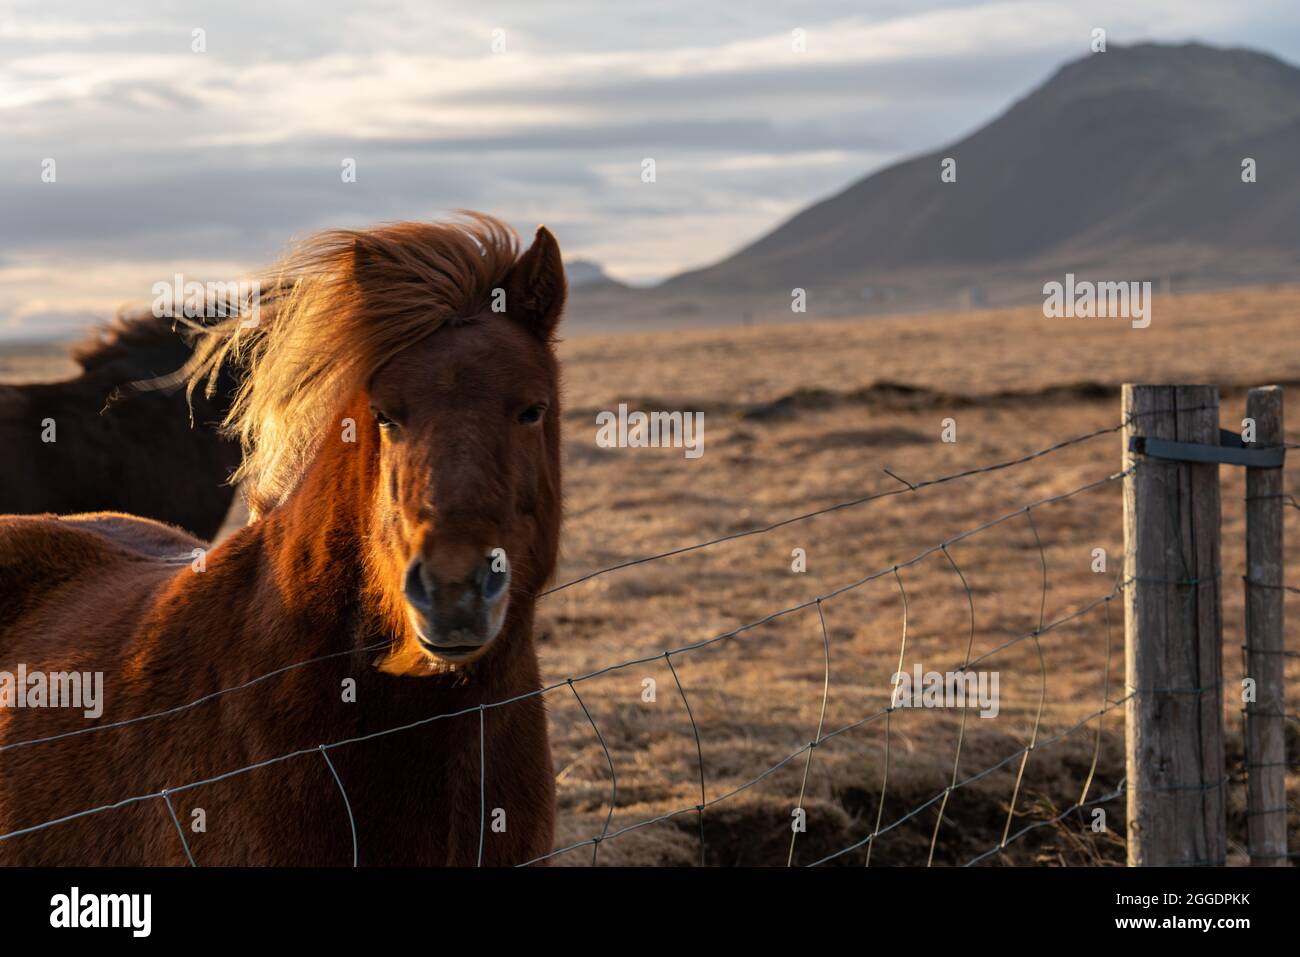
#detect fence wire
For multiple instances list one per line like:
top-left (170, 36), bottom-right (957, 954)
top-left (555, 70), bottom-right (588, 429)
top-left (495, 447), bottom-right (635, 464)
top-left (0, 408), bottom-right (1221, 865)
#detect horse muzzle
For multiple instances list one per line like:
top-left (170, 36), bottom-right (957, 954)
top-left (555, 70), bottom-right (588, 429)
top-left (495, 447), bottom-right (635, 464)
top-left (403, 554), bottom-right (510, 662)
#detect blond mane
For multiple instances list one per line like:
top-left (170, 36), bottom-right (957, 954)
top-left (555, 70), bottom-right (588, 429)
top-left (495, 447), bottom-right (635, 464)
top-left (186, 213), bottom-right (521, 518)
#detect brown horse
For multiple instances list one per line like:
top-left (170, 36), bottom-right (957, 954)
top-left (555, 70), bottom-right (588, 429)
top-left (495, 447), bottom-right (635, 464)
top-left (0, 214), bottom-right (564, 865)
top-left (0, 311), bottom-right (241, 539)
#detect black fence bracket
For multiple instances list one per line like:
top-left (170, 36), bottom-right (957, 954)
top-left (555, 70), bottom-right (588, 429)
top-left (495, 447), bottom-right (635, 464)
top-left (1129, 429), bottom-right (1286, 468)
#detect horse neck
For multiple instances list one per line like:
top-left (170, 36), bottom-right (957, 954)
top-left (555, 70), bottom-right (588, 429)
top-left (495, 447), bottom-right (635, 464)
top-left (257, 397), bottom-right (379, 647)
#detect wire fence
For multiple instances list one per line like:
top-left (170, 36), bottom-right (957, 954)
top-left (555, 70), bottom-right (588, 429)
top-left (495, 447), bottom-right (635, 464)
top-left (0, 404), bottom-right (1284, 866)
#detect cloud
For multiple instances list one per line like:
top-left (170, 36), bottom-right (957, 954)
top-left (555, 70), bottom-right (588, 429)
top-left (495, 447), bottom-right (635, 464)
top-left (0, 0), bottom-right (1297, 334)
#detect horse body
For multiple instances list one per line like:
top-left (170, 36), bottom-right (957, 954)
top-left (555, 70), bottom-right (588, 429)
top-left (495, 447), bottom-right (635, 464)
top-left (0, 397), bottom-right (555, 866)
top-left (0, 217), bottom-right (564, 866)
top-left (0, 314), bottom-right (240, 540)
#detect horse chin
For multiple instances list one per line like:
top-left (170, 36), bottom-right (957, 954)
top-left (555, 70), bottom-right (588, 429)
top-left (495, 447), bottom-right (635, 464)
top-left (405, 603), bottom-right (508, 670)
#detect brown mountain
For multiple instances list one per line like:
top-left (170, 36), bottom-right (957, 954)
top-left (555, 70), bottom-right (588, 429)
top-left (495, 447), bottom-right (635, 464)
top-left (655, 42), bottom-right (1300, 314)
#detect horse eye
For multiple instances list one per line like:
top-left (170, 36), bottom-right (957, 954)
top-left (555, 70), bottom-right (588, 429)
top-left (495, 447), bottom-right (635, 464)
top-left (371, 406), bottom-right (398, 430)
top-left (518, 403), bottom-right (546, 425)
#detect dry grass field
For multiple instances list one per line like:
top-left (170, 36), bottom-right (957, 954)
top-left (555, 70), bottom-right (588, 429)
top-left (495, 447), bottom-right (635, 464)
top-left (542, 285), bottom-right (1300, 866)
top-left (3, 284), bottom-right (1298, 865)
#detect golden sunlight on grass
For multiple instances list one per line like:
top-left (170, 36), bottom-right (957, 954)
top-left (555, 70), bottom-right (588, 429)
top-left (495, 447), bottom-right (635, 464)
top-left (6, 285), bottom-right (1295, 865)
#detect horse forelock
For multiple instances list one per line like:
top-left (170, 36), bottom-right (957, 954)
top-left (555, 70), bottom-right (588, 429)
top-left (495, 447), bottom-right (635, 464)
top-left (185, 212), bottom-right (523, 518)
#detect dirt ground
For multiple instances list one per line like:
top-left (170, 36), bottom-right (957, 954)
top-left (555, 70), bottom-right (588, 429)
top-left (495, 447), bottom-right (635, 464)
top-left (4, 284), bottom-right (1298, 865)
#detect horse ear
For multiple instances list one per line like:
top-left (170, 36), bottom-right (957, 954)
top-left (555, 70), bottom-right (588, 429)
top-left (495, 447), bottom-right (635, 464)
top-left (505, 226), bottom-right (566, 340)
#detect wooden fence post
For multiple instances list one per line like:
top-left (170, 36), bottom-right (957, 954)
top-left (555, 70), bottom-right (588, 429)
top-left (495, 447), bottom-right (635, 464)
top-left (1123, 384), bottom-right (1226, 866)
top-left (1244, 385), bottom-right (1287, 866)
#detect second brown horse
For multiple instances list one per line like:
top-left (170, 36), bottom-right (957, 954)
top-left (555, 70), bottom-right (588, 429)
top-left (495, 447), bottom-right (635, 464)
top-left (0, 312), bottom-right (241, 539)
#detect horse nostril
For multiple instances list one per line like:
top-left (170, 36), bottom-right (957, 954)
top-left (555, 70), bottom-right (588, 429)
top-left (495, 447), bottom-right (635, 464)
top-left (404, 557), bottom-right (433, 612)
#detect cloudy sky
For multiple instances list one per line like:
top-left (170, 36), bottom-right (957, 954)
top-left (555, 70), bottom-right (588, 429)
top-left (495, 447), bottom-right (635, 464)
top-left (2, 0), bottom-right (1299, 336)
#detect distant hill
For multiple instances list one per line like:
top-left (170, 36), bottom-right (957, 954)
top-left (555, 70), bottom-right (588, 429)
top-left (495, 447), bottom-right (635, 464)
top-left (565, 259), bottom-right (627, 290)
top-left (645, 42), bottom-right (1300, 317)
